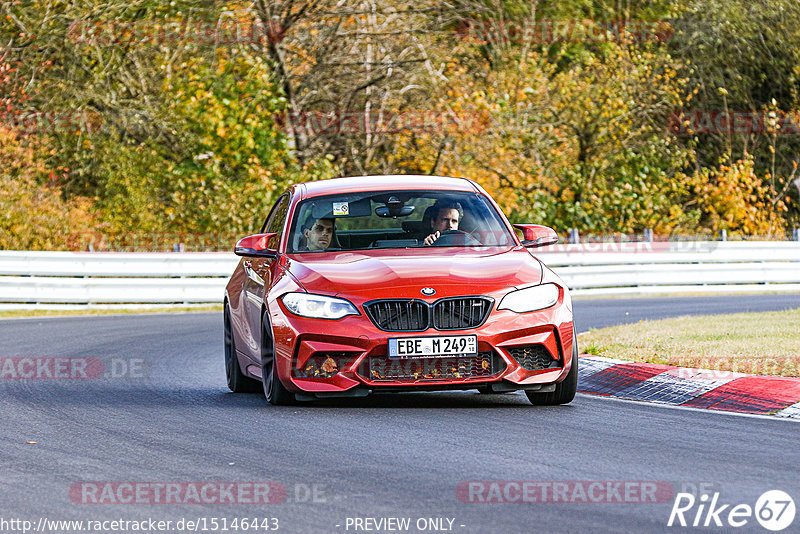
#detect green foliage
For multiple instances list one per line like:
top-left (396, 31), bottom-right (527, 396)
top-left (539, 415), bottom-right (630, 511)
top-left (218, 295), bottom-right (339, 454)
top-left (83, 50), bottom-right (336, 235)
top-left (0, 0), bottom-right (798, 249)
top-left (1, 1), bottom-right (334, 243)
top-left (144, 51), bottom-right (298, 234)
top-left (669, 0), bottom-right (800, 229)
top-left (412, 42), bottom-right (701, 234)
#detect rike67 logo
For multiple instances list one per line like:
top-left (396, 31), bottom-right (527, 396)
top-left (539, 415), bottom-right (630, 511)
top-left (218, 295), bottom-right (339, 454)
top-left (668, 490), bottom-right (796, 531)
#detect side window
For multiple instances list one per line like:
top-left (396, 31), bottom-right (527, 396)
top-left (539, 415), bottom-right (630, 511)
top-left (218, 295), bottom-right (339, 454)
top-left (264, 195), bottom-right (290, 239)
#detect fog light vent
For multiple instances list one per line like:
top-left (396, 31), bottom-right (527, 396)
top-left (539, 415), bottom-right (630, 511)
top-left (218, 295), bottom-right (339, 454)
top-left (293, 352), bottom-right (356, 379)
top-left (508, 345), bottom-right (560, 371)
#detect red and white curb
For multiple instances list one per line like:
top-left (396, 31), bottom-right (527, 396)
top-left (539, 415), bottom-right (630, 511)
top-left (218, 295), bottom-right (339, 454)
top-left (578, 355), bottom-right (800, 419)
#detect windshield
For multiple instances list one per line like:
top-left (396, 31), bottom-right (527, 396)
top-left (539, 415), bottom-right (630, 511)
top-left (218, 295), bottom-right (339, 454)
top-left (287, 190), bottom-right (516, 253)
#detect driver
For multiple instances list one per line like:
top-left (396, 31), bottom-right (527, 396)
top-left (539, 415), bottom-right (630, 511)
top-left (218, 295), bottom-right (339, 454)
top-left (302, 217), bottom-right (335, 251)
top-left (423, 200), bottom-right (463, 246)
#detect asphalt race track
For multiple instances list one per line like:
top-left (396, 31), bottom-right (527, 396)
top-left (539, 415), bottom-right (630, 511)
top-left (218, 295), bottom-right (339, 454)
top-left (2, 295), bottom-right (799, 534)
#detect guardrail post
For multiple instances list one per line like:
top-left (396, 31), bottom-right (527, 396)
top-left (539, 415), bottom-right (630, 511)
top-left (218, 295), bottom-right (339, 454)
top-left (568, 228), bottom-right (580, 244)
top-left (643, 229), bottom-right (653, 242)
top-left (720, 229), bottom-right (727, 241)
top-left (794, 228), bottom-right (799, 241)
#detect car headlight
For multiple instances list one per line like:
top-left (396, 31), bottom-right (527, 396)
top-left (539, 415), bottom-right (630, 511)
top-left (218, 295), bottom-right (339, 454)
top-left (498, 283), bottom-right (561, 313)
top-left (281, 293), bottom-right (359, 320)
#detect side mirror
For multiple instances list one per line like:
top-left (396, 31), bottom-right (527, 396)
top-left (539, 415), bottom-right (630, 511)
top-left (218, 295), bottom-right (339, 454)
top-left (234, 233), bottom-right (279, 258)
top-left (513, 224), bottom-right (558, 248)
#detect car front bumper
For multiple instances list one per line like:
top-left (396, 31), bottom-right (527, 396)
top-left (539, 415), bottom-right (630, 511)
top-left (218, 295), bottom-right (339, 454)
top-left (268, 288), bottom-right (575, 397)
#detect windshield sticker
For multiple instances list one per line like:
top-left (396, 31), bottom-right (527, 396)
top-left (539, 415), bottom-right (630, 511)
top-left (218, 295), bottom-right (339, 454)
top-left (333, 202), bottom-right (350, 216)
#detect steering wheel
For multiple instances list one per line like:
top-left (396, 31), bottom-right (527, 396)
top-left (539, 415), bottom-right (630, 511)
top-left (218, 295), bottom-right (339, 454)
top-left (433, 229), bottom-right (482, 246)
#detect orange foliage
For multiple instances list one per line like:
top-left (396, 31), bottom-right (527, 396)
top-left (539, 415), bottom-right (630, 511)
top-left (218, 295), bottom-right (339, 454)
top-left (0, 128), bottom-right (95, 250)
top-left (687, 157), bottom-right (787, 236)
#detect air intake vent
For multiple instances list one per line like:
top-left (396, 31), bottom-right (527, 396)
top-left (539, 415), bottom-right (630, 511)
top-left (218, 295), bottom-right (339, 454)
top-left (357, 350), bottom-right (506, 382)
top-left (364, 297), bottom-right (493, 332)
top-left (432, 297), bottom-right (492, 330)
top-left (364, 300), bottom-right (429, 331)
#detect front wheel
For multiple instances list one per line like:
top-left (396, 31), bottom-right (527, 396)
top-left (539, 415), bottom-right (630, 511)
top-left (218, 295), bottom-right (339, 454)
top-left (526, 328), bottom-right (578, 406)
top-left (261, 314), bottom-right (295, 405)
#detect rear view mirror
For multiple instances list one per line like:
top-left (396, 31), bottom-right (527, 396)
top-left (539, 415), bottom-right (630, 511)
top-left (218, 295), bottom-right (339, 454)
top-left (375, 205), bottom-right (415, 218)
top-left (376, 195), bottom-right (415, 218)
top-left (513, 225), bottom-right (558, 248)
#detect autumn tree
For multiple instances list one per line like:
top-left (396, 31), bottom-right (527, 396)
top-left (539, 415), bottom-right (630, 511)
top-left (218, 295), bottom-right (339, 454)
top-left (1, 0), bottom-right (798, 248)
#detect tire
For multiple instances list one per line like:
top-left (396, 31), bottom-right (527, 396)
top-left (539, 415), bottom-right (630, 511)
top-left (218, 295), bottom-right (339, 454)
top-left (260, 312), bottom-right (295, 405)
top-left (224, 304), bottom-right (260, 393)
top-left (526, 328), bottom-right (578, 406)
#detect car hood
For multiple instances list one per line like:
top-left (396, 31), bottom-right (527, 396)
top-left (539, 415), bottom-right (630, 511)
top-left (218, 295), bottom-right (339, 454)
top-left (285, 247), bottom-right (543, 298)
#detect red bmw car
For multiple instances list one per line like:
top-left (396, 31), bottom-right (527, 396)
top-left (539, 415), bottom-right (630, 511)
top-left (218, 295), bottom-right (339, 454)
top-left (224, 175), bottom-right (577, 405)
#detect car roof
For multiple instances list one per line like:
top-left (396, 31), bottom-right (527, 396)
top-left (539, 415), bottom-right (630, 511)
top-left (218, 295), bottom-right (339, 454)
top-left (298, 175), bottom-right (480, 199)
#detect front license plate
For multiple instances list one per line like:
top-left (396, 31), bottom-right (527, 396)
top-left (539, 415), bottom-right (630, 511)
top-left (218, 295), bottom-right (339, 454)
top-left (388, 335), bottom-right (478, 358)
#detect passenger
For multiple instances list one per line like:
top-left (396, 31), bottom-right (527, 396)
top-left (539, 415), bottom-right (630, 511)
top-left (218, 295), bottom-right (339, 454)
top-left (301, 217), bottom-right (335, 251)
top-left (423, 200), bottom-right (463, 246)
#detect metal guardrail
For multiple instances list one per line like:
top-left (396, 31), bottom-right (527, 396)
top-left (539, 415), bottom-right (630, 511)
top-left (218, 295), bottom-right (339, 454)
top-left (0, 242), bottom-right (799, 309)
top-left (535, 241), bottom-right (800, 296)
top-left (0, 251), bottom-right (238, 309)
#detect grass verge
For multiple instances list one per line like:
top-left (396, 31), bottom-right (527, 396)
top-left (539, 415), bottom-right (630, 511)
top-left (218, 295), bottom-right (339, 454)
top-left (0, 305), bottom-right (222, 318)
top-left (579, 308), bottom-right (800, 377)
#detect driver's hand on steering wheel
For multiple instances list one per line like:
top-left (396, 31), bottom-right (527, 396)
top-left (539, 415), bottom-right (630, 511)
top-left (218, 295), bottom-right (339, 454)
top-left (423, 231), bottom-right (440, 246)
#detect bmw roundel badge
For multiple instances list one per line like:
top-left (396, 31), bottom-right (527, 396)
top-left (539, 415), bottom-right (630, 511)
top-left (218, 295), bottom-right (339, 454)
top-left (421, 287), bottom-right (436, 296)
